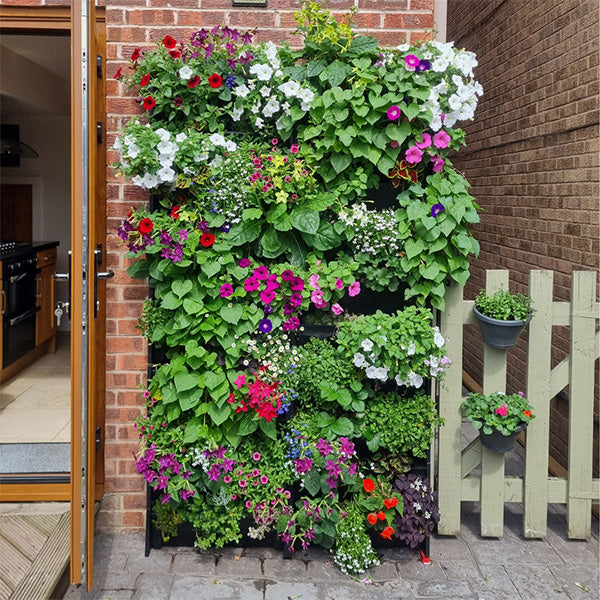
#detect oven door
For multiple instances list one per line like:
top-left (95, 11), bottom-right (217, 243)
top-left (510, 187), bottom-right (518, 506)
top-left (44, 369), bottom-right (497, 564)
top-left (2, 306), bottom-right (38, 368)
top-left (5, 267), bottom-right (36, 314)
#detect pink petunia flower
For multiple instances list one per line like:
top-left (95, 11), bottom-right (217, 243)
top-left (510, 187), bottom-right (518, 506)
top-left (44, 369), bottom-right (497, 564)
top-left (387, 104), bottom-right (401, 120)
top-left (220, 284), bottom-right (234, 298)
top-left (290, 144), bottom-right (299, 154)
top-left (431, 156), bottom-right (445, 173)
top-left (348, 281), bottom-right (361, 297)
top-left (253, 266), bottom-right (270, 280)
top-left (415, 132), bottom-right (432, 149)
top-left (331, 303), bottom-right (344, 316)
top-left (244, 277), bottom-right (261, 292)
top-left (260, 289), bottom-right (276, 304)
top-left (404, 54), bottom-right (420, 70)
top-left (433, 130), bottom-right (451, 149)
top-left (405, 145), bottom-right (423, 164)
top-left (495, 403), bottom-right (508, 416)
top-left (234, 374), bottom-right (246, 389)
top-left (309, 274), bottom-right (320, 288)
top-left (335, 278), bottom-right (344, 290)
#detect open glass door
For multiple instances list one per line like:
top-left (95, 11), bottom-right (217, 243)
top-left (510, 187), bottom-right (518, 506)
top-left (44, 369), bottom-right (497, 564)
top-left (70, 0), bottom-right (107, 589)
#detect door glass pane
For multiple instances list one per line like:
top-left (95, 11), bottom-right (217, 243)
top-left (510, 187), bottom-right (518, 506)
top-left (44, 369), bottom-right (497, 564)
top-left (0, 33), bottom-right (71, 478)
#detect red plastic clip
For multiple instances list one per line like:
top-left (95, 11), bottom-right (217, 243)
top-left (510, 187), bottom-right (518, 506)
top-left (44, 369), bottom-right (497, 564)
top-left (418, 549), bottom-right (431, 565)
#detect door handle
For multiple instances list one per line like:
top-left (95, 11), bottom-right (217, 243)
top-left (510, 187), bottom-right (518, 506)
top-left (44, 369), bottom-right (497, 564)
top-left (53, 250), bottom-right (71, 321)
top-left (94, 245), bottom-right (113, 319)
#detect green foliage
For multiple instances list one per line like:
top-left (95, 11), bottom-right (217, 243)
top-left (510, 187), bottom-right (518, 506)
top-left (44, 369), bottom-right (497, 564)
top-left (474, 289), bottom-right (533, 321)
top-left (394, 168), bottom-right (481, 310)
top-left (152, 501), bottom-right (185, 542)
top-left (461, 391), bottom-right (535, 436)
top-left (188, 494), bottom-right (244, 550)
top-left (361, 391), bottom-right (444, 457)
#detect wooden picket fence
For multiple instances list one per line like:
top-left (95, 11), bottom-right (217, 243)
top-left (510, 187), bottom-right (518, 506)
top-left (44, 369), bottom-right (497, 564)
top-left (436, 270), bottom-right (599, 539)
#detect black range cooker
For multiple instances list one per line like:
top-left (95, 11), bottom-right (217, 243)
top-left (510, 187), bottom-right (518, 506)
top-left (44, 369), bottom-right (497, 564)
top-left (1, 242), bottom-right (39, 368)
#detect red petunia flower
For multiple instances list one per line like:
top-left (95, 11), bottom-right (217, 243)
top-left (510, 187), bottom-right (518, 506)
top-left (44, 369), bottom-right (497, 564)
top-left (188, 75), bottom-right (201, 89)
top-left (362, 478), bottom-right (375, 493)
top-left (170, 205), bottom-right (180, 219)
top-left (113, 67), bottom-right (123, 80)
top-left (169, 50), bottom-right (181, 59)
top-left (208, 73), bottom-right (223, 89)
top-left (200, 233), bottom-right (215, 247)
top-left (384, 497), bottom-right (398, 509)
top-left (131, 48), bottom-right (141, 62)
top-left (380, 526), bottom-right (394, 540)
top-left (138, 218), bottom-right (154, 235)
top-left (162, 35), bottom-right (177, 50)
top-left (367, 514), bottom-right (378, 525)
top-left (140, 74), bottom-right (151, 87)
top-left (142, 96), bottom-right (156, 111)
top-left (174, 96), bottom-right (183, 107)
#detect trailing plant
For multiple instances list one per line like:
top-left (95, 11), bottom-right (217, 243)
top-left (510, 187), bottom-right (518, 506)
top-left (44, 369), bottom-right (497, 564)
top-left (474, 288), bottom-right (533, 321)
top-left (460, 391), bottom-right (535, 436)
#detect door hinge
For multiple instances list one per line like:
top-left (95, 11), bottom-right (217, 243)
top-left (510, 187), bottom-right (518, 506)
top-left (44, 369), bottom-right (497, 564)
top-left (95, 426), bottom-right (102, 451)
top-left (96, 54), bottom-right (102, 78)
top-left (96, 122), bottom-right (102, 144)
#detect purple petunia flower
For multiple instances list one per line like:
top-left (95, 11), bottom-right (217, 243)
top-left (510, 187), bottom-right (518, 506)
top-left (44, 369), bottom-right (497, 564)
top-left (220, 283), bottom-right (234, 298)
top-left (253, 265), bottom-right (270, 280)
top-left (281, 269), bottom-right (294, 281)
top-left (244, 277), bottom-right (261, 292)
top-left (282, 316), bottom-right (300, 331)
top-left (431, 203), bottom-right (445, 218)
top-left (290, 277), bottom-right (304, 291)
top-left (259, 318), bottom-right (273, 333)
top-left (416, 59), bottom-right (431, 72)
top-left (239, 258), bottom-right (252, 268)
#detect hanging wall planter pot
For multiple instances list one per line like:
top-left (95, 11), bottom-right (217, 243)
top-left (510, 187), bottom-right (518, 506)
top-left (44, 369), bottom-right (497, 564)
top-left (472, 306), bottom-right (531, 349)
top-left (480, 423), bottom-right (527, 453)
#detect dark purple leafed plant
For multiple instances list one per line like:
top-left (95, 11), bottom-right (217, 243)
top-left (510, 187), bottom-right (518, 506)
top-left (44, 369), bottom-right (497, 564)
top-left (392, 473), bottom-right (440, 548)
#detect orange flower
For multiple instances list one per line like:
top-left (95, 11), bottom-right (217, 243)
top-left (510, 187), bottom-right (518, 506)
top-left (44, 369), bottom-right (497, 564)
top-left (523, 410), bottom-right (532, 417)
top-left (367, 514), bottom-right (378, 525)
top-left (362, 478), bottom-right (375, 493)
top-left (377, 511), bottom-right (385, 521)
top-left (380, 526), bottom-right (394, 540)
top-left (384, 497), bottom-right (398, 509)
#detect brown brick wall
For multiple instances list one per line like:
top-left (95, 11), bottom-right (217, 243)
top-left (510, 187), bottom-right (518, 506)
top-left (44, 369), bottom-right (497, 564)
top-left (447, 0), bottom-right (599, 474)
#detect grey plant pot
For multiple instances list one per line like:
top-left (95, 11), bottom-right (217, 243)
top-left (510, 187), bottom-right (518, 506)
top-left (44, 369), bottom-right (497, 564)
top-left (480, 423), bottom-right (527, 453)
top-left (473, 306), bottom-right (531, 349)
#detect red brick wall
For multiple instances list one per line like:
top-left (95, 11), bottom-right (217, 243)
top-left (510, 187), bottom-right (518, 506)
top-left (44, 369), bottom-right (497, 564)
top-left (100, 0), bottom-right (436, 531)
top-left (447, 0), bottom-right (599, 473)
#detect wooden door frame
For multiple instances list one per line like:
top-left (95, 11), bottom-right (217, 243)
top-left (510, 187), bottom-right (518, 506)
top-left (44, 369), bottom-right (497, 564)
top-left (0, 5), bottom-right (106, 504)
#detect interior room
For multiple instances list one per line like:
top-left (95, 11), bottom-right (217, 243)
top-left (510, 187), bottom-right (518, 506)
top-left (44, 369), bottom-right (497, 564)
top-left (0, 33), bottom-right (71, 476)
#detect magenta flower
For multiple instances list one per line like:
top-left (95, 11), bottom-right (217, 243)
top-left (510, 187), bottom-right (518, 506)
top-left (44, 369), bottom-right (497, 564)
top-left (495, 403), bottom-right (508, 416)
top-left (404, 54), bottom-right (420, 70)
top-left (260, 289), bottom-right (276, 304)
top-left (251, 469), bottom-right (260, 477)
top-left (405, 145), bottom-right (423, 164)
top-left (282, 316), bottom-right (300, 330)
top-left (433, 130), bottom-right (451, 149)
top-left (260, 475), bottom-right (268, 484)
top-left (348, 281), bottom-right (361, 297)
top-left (415, 132), bottom-right (432, 149)
top-left (290, 277), bottom-right (304, 291)
top-left (239, 480), bottom-right (247, 488)
top-left (281, 269), bottom-right (294, 281)
top-left (265, 274), bottom-right (280, 290)
top-left (290, 292), bottom-right (303, 307)
top-left (223, 475), bottom-right (232, 484)
top-left (239, 258), bottom-right (251, 268)
top-left (335, 278), bottom-right (344, 290)
top-left (311, 289), bottom-right (324, 304)
top-left (331, 303), bottom-right (344, 316)
top-left (253, 452), bottom-right (261, 461)
top-left (220, 283), bottom-right (234, 298)
top-left (253, 265), bottom-right (270, 280)
top-left (244, 277), bottom-right (261, 292)
top-left (290, 143), bottom-right (299, 154)
top-left (432, 156), bottom-right (445, 173)
top-left (234, 374), bottom-right (246, 389)
top-left (387, 104), bottom-right (401, 120)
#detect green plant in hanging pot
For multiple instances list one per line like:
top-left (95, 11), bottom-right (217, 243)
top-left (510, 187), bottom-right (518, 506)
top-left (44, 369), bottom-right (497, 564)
top-left (460, 391), bottom-right (535, 453)
top-left (473, 288), bottom-right (533, 349)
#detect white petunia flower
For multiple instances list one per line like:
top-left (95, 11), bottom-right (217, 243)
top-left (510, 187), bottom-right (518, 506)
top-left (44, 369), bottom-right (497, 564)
top-left (353, 352), bottom-right (368, 368)
top-left (407, 341), bottom-right (416, 356)
top-left (433, 329), bottom-right (445, 348)
top-left (209, 133), bottom-right (226, 147)
top-left (178, 65), bottom-right (193, 80)
top-left (175, 132), bottom-right (187, 143)
top-left (235, 84), bottom-right (250, 98)
top-left (249, 63), bottom-right (273, 81)
top-left (406, 372), bottom-right (423, 388)
top-left (361, 338), bottom-right (374, 352)
top-left (232, 107), bottom-right (244, 121)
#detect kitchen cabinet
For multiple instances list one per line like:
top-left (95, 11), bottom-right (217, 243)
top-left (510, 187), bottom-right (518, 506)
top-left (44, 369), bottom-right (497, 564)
top-left (36, 247), bottom-right (57, 348)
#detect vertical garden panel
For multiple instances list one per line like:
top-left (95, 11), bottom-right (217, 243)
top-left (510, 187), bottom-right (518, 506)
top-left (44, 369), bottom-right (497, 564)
top-left (523, 270), bottom-right (553, 538)
top-left (567, 271), bottom-right (597, 539)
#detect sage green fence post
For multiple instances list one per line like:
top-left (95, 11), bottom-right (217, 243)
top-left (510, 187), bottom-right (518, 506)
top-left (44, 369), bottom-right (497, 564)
top-left (567, 271), bottom-right (597, 538)
top-left (437, 281), bottom-right (465, 535)
top-left (480, 270), bottom-right (509, 537)
top-left (523, 270), bottom-right (553, 538)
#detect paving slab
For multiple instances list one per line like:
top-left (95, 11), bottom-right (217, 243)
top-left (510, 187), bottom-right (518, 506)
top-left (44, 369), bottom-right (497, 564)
top-left (412, 579), bottom-right (475, 598)
top-left (262, 556), bottom-right (308, 580)
top-left (131, 572), bottom-right (173, 600)
top-left (214, 555), bottom-right (262, 578)
top-left (471, 566), bottom-right (524, 600)
top-left (168, 577), bottom-right (263, 600)
top-left (170, 551), bottom-right (216, 575)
